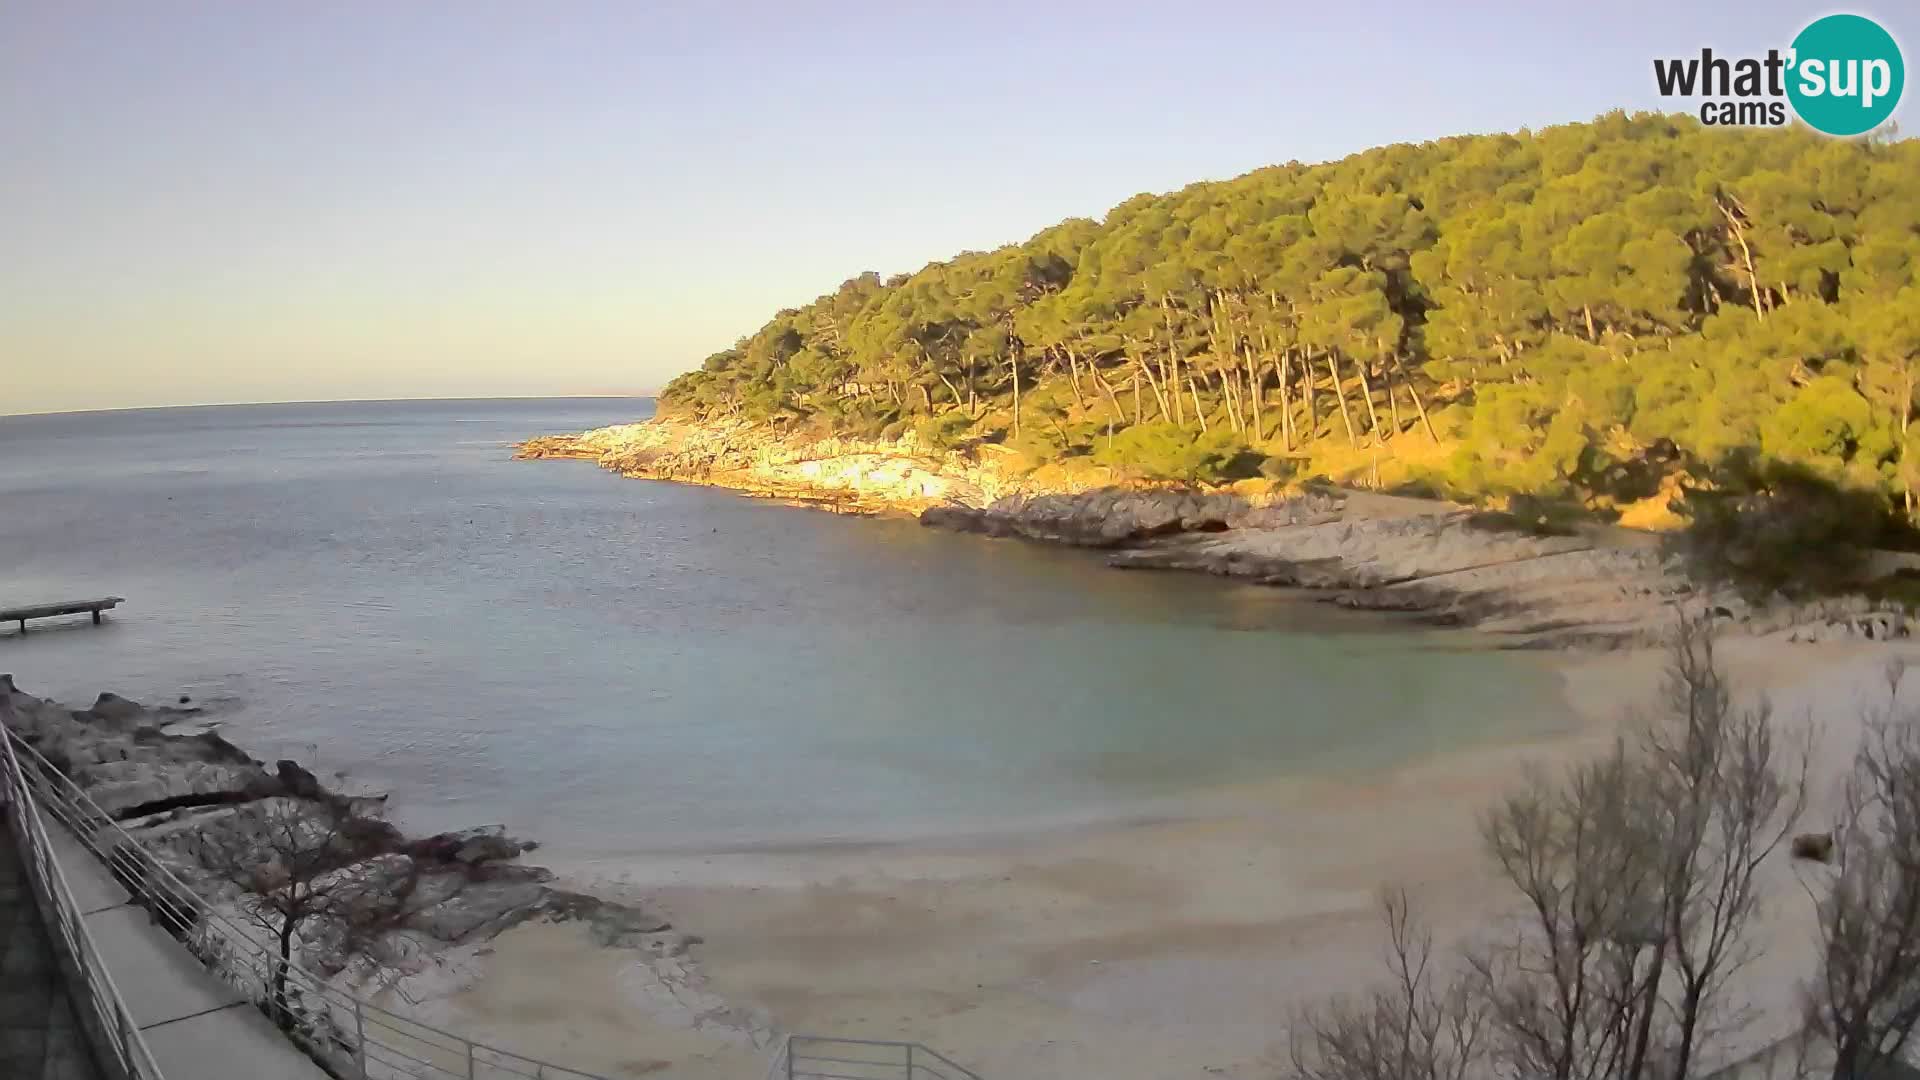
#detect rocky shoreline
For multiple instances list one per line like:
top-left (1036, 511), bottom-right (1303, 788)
top-left (521, 417), bottom-right (1920, 650)
top-left (0, 675), bottom-right (690, 1012)
top-left (927, 490), bottom-right (1920, 647)
top-left (514, 415), bottom-right (1096, 514)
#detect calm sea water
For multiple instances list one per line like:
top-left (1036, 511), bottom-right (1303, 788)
top-left (0, 398), bottom-right (1567, 855)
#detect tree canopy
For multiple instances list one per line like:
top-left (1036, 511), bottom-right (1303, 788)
top-left (662, 113), bottom-right (1920, 514)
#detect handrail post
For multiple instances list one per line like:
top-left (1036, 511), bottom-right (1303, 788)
top-left (467, 1038), bottom-right (477, 1080)
top-left (907, 1042), bottom-right (915, 1080)
top-left (786, 1035), bottom-right (796, 1080)
top-left (354, 997), bottom-right (368, 1079)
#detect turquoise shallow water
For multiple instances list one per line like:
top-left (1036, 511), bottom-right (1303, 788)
top-left (0, 398), bottom-right (1568, 855)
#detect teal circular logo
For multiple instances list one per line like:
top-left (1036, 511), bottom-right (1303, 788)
top-left (1787, 14), bottom-right (1905, 136)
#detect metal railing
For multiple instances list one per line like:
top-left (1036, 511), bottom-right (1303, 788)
top-left (4, 726), bottom-right (613, 1080)
top-left (1, 721), bottom-right (167, 1080)
top-left (765, 1036), bottom-right (982, 1080)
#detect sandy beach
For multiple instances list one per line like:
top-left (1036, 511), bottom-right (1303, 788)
top-left (404, 635), bottom-right (1911, 1080)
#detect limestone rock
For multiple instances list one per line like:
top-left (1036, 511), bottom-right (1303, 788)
top-left (0, 680), bottom-right (676, 987)
top-left (517, 416), bottom-right (1084, 515)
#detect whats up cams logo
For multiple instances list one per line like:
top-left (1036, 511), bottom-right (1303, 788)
top-left (1654, 13), bottom-right (1905, 135)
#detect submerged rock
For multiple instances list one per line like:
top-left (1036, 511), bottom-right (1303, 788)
top-left (920, 487), bottom-right (1341, 548)
top-left (404, 824), bottom-right (536, 866)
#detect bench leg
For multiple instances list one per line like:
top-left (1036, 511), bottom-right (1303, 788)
top-left (93, 610), bottom-right (102, 624)
top-left (16, 619), bottom-right (23, 634)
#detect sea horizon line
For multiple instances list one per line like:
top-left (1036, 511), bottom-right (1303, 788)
top-left (0, 392), bottom-right (659, 421)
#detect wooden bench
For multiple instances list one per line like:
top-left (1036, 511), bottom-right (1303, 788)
top-left (2, 597), bottom-right (125, 633)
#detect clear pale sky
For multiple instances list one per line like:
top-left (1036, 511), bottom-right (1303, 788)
top-left (3, 1), bottom-right (1912, 415)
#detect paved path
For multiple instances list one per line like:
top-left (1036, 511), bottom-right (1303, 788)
top-left (0, 818), bottom-right (102, 1080)
top-left (42, 824), bottom-right (332, 1080)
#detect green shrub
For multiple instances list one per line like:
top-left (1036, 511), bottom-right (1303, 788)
top-left (1259, 455), bottom-right (1300, 483)
top-left (1677, 463), bottom-right (1890, 596)
top-left (1094, 423), bottom-right (1255, 483)
top-left (1465, 500), bottom-right (1585, 539)
top-left (913, 410), bottom-right (974, 450)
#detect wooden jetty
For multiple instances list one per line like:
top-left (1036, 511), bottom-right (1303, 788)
top-left (2, 597), bottom-right (125, 633)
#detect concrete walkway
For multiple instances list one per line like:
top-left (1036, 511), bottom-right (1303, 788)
top-left (0, 819), bottom-right (102, 1080)
top-left (43, 825), bottom-right (330, 1080)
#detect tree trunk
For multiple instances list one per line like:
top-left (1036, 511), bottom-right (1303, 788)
top-left (1625, 943), bottom-right (1667, 1080)
top-left (1385, 360), bottom-right (1403, 436)
top-left (1352, 352), bottom-right (1382, 440)
top-left (1904, 360), bottom-right (1915, 519)
top-left (1245, 344), bottom-right (1264, 441)
top-left (1719, 199), bottom-right (1765, 321)
top-left (1093, 370), bottom-right (1124, 450)
top-left (1066, 349), bottom-right (1087, 410)
top-left (937, 372), bottom-right (964, 409)
top-left (1162, 296), bottom-right (1185, 427)
top-left (1136, 357), bottom-right (1172, 421)
top-left (273, 915), bottom-right (297, 1028)
top-left (1188, 377), bottom-right (1209, 434)
top-left (1325, 352), bottom-right (1357, 446)
top-left (1010, 352), bottom-right (1021, 439)
top-left (1397, 352), bottom-right (1439, 441)
top-left (1670, 982), bottom-right (1702, 1080)
top-left (1302, 348), bottom-right (1318, 437)
top-left (1133, 372), bottom-right (1142, 425)
top-left (1273, 360), bottom-right (1292, 451)
top-left (1206, 293), bottom-right (1245, 436)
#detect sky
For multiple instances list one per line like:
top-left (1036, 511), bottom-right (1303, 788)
top-left (2, 1), bottom-right (1914, 415)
